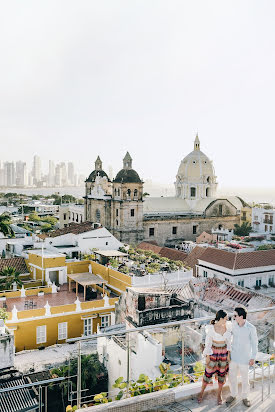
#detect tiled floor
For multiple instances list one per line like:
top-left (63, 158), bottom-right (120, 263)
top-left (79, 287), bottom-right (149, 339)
top-left (150, 380), bottom-right (275, 412)
top-left (0, 284), bottom-right (104, 311)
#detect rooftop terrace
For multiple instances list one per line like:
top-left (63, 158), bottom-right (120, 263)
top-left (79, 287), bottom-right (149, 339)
top-left (0, 284), bottom-right (117, 312)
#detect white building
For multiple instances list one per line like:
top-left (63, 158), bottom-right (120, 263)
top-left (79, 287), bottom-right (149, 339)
top-left (32, 155), bottom-right (41, 184)
top-left (48, 160), bottom-right (55, 186)
top-left (252, 206), bottom-right (275, 235)
top-left (15, 161), bottom-right (28, 186)
top-left (37, 222), bottom-right (123, 259)
top-left (196, 247), bottom-right (275, 289)
top-left (97, 326), bottom-right (163, 396)
top-left (4, 161), bottom-right (15, 186)
top-left (59, 204), bottom-right (84, 228)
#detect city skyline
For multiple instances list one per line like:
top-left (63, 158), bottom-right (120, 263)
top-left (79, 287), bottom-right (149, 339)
top-left (0, 156), bottom-right (84, 188)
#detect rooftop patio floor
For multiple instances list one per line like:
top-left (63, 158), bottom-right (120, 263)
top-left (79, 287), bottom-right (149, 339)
top-left (0, 284), bottom-right (116, 311)
top-left (150, 380), bottom-right (275, 412)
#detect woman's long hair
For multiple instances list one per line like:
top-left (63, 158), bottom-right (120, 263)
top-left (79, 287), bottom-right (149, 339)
top-left (210, 309), bottom-right (227, 325)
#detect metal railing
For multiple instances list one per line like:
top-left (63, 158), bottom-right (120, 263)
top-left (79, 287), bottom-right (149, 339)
top-left (66, 306), bottom-right (275, 409)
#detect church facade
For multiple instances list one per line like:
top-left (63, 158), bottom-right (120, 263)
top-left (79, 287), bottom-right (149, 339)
top-left (84, 136), bottom-right (244, 246)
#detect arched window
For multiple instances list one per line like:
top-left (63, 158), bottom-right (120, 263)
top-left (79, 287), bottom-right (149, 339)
top-left (114, 188), bottom-right (117, 196)
top-left (118, 188), bottom-right (120, 196)
top-left (218, 224), bottom-right (222, 230)
top-left (206, 176), bottom-right (210, 183)
top-left (134, 189), bottom-right (138, 198)
top-left (96, 209), bottom-right (101, 221)
top-left (206, 187), bottom-right (210, 197)
top-left (127, 189), bottom-right (131, 197)
top-left (190, 187), bottom-right (196, 197)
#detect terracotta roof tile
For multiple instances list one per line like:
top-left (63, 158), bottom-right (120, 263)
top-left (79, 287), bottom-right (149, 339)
top-left (0, 257), bottom-right (29, 274)
top-left (183, 246), bottom-right (208, 272)
top-left (159, 247), bottom-right (188, 262)
top-left (198, 247), bottom-right (275, 270)
top-left (38, 222), bottom-right (100, 239)
top-left (137, 242), bottom-right (162, 254)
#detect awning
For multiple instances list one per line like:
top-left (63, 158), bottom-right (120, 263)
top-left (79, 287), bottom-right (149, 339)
top-left (67, 272), bottom-right (107, 300)
top-left (67, 272), bottom-right (107, 286)
top-left (95, 250), bottom-right (127, 257)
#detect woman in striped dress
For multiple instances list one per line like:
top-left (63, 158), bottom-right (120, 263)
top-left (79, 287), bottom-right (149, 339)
top-left (198, 310), bottom-right (231, 405)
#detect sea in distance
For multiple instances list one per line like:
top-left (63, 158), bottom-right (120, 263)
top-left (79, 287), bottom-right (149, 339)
top-left (1, 183), bottom-right (275, 205)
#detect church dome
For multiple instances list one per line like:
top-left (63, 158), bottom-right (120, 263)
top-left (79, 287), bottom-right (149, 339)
top-left (176, 135), bottom-right (215, 183)
top-left (175, 135), bottom-right (217, 200)
top-left (86, 169), bottom-right (109, 183)
top-left (86, 156), bottom-right (110, 182)
top-left (114, 151), bottom-right (142, 183)
top-left (114, 168), bottom-right (141, 183)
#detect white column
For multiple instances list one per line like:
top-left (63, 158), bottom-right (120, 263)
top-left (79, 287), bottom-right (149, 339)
top-left (12, 305), bottom-right (18, 321)
top-left (75, 297), bottom-right (81, 312)
top-left (20, 286), bottom-right (26, 297)
top-left (44, 301), bottom-right (51, 316)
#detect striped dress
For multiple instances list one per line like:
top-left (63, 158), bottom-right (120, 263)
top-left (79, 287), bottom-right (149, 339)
top-left (202, 322), bottom-right (232, 386)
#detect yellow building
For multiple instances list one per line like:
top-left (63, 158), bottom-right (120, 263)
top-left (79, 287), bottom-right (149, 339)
top-left (2, 251), bottom-right (132, 352)
top-left (240, 206), bottom-right (252, 225)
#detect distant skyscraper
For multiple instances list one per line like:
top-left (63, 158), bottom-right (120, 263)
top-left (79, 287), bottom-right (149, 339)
top-left (15, 161), bottom-right (27, 186)
top-left (32, 155), bottom-right (41, 184)
top-left (68, 162), bottom-right (74, 185)
top-left (4, 162), bottom-right (15, 186)
top-left (55, 164), bottom-right (61, 186)
top-left (0, 162), bottom-right (4, 186)
top-left (48, 160), bottom-right (55, 186)
top-left (60, 162), bottom-right (68, 186)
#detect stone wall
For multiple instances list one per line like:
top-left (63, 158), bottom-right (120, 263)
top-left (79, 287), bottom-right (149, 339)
top-left (143, 215), bottom-right (240, 246)
top-left (78, 388), bottom-right (175, 411)
top-left (0, 329), bottom-right (14, 370)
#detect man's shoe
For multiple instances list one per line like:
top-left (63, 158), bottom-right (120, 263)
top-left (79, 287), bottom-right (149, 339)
top-left (226, 396), bottom-right (236, 405)
top-left (242, 398), bottom-right (251, 407)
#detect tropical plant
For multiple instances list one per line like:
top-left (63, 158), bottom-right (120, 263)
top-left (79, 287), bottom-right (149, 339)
top-left (0, 266), bottom-right (23, 290)
top-left (0, 213), bottom-right (14, 237)
top-left (93, 392), bottom-right (110, 404)
top-left (40, 223), bottom-right (53, 233)
top-left (0, 308), bottom-right (8, 322)
top-left (28, 212), bottom-right (41, 222)
top-left (233, 222), bottom-right (252, 236)
top-left (112, 370), bottom-right (183, 401)
top-left (50, 354), bottom-right (107, 409)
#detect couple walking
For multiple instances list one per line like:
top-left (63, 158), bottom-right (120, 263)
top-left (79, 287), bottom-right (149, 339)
top-left (198, 307), bottom-right (258, 406)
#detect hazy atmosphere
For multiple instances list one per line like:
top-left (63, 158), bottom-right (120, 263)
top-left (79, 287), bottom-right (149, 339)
top-left (1, 1), bottom-right (275, 190)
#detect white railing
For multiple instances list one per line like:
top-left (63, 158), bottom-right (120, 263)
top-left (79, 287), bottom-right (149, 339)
top-left (131, 269), bottom-right (193, 287)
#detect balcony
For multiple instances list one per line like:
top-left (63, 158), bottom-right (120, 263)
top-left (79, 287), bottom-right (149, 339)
top-left (264, 219), bottom-right (273, 225)
top-left (62, 306), bottom-right (275, 411)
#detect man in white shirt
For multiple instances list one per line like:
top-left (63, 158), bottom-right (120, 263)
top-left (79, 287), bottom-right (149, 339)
top-left (226, 306), bottom-right (258, 407)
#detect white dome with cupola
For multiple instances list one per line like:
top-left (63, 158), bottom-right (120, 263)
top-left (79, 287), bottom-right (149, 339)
top-left (175, 135), bottom-right (217, 201)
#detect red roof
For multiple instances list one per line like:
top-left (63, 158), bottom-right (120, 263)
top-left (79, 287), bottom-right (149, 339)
top-left (198, 247), bottom-right (275, 270)
top-left (183, 246), bottom-right (208, 273)
top-left (0, 257), bottom-right (29, 274)
top-left (38, 222), bottom-right (100, 239)
top-left (137, 242), bottom-right (162, 254)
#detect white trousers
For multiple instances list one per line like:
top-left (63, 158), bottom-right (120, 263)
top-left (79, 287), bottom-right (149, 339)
top-left (229, 361), bottom-right (250, 399)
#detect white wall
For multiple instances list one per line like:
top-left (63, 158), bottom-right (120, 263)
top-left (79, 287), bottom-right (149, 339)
top-left (98, 331), bottom-right (163, 397)
top-left (132, 269), bottom-right (193, 287)
top-left (197, 262), bottom-right (275, 288)
top-left (44, 227), bottom-right (123, 255)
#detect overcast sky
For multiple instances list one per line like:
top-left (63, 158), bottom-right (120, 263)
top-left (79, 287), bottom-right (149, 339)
top-left (1, 1), bottom-right (274, 189)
